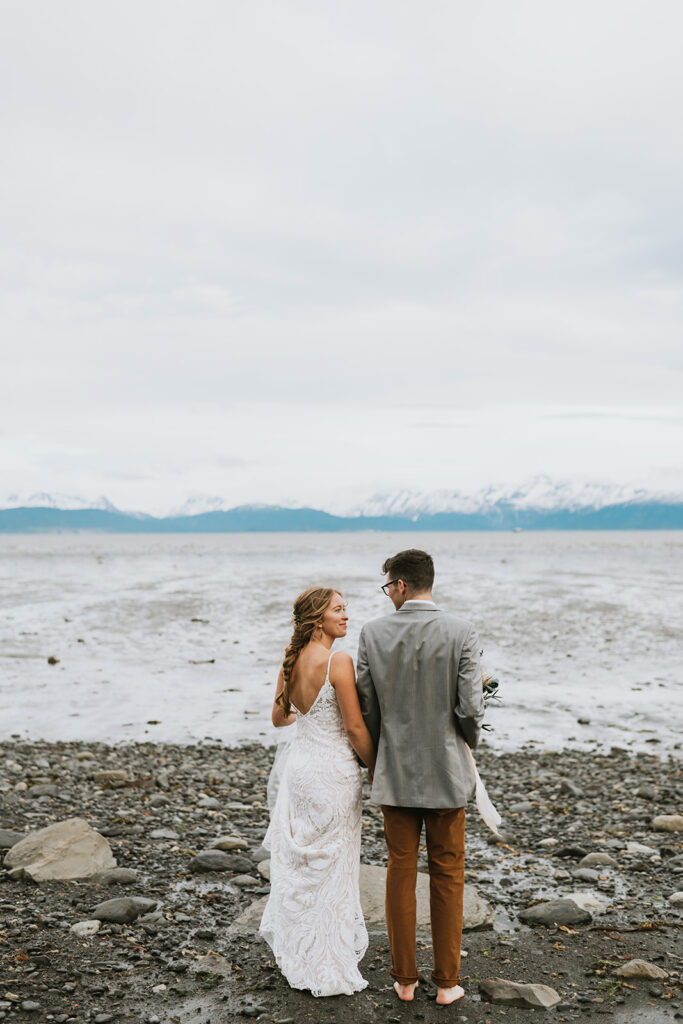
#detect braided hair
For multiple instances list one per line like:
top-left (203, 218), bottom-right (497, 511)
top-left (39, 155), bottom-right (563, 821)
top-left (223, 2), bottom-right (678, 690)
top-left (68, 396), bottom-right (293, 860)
top-left (276, 586), bottom-right (339, 717)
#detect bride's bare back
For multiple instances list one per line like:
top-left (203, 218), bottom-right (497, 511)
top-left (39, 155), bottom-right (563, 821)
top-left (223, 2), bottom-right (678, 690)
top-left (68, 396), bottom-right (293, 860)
top-left (288, 643), bottom-right (333, 715)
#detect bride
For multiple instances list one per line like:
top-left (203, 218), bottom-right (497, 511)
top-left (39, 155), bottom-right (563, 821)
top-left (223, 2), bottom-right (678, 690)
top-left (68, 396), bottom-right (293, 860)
top-left (259, 587), bottom-right (376, 997)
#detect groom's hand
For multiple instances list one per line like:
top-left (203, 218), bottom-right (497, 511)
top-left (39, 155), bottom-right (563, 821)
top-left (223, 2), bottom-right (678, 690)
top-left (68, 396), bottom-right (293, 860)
top-left (367, 769), bottom-right (374, 785)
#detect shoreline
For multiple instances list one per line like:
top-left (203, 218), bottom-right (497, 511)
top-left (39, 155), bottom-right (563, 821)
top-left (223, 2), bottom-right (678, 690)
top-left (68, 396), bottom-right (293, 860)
top-left (1, 739), bottom-right (681, 1023)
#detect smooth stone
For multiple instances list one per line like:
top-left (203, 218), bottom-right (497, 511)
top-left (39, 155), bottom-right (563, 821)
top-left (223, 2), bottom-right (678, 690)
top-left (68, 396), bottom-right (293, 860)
top-left (149, 828), bottom-right (180, 840)
top-left (652, 815), bottom-right (683, 832)
top-left (257, 859), bottom-right (271, 880)
top-left (197, 797), bottom-right (221, 810)
top-left (518, 898), bottom-right (592, 927)
top-left (579, 852), bottom-right (618, 868)
top-left (3, 818), bottom-right (116, 881)
top-left (635, 784), bottom-right (656, 800)
top-left (92, 770), bottom-right (129, 784)
top-left (234, 865), bottom-right (493, 932)
top-left (553, 869), bottom-right (571, 881)
top-left (232, 874), bottom-right (259, 887)
top-left (614, 959), bottom-right (669, 979)
top-left (509, 801), bottom-right (533, 813)
top-left (625, 841), bottom-right (658, 857)
top-left (571, 868), bottom-right (600, 882)
top-left (91, 867), bottom-right (138, 885)
top-left (189, 850), bottom-right (253, 874)
top-left (20, 1002), bottom-right (40, 1013)
top-left (539, 838), bottom-right (557, 848)
top-left (0, 829), bottom-right (22, 849)
top-left (70, 920), bottom-right (101, 937)
top-left (208, 836), bottom-right (249, 851)
top-left (669, 891), bottom-right (683, 906)
top-left (26, 783), bottom-right (59, 798)
top-left (92, 897), bottom-right (154, 923)
top-left (480, 978), bottom-right (561, 1009)
top-left (560, 780), bottom-right (583, 797)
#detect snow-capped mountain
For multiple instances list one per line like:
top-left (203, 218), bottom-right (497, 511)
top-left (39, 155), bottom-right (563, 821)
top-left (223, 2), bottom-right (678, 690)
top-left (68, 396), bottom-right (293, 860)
top-left (170, 495), bottom-right (235, 517)
top-left (2, 477), bottom-right (682, 528)
top-left (1, 492), bottom-right (121, 512)
top-left (170, 496), bottom-right (309, 517)
top-left (351, 476), bottom-right (682, 518)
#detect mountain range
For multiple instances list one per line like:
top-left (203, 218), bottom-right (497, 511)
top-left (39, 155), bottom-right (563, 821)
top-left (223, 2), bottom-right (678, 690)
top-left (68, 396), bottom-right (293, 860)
top-left (1, 478), bottom-right (682, 531)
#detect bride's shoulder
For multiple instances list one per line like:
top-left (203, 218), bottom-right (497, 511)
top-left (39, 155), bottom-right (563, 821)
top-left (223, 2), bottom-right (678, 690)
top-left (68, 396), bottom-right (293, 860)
top-left (330, 649), bottom-right (353, 666)
top-left (329, 650), bottom-right (354, 685)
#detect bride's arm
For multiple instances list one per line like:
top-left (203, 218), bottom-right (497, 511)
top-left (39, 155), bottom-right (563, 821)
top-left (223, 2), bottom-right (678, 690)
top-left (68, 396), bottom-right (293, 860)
top-left (330, 653), bottom-right (376, 772)
top-left (271, 667), bottom-right (296, 728)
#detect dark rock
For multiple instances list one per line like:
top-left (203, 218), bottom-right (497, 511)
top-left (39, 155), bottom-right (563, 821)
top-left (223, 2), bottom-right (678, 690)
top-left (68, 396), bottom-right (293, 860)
top-left (92, 897), bottom-right (150, 924)
top-left (518, 898), bottom-right (592, 927)
top-left (556, 845), bottom-right (588, 859)
top-left (189, 851), bottom-right (252, 874)
top-left (26, 784), bottom-right (59, 798)
top-left (91, 868), bottom-right (138, 885)
top-left (0, 829), bottom-right (22, 849)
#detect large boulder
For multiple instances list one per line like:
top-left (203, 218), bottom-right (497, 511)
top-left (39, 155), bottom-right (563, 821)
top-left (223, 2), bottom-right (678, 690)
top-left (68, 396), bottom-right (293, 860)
top-left (233, 864), bottom-right (493, 932)
top-left (480, 978), bottom-right (561, 1008)
top-left (3, 818), bottom-right (116, 882)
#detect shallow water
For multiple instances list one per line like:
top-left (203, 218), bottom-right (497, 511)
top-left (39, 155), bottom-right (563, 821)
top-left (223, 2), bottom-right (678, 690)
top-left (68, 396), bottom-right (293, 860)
top-left (0, 531), bottom-right (681, 753)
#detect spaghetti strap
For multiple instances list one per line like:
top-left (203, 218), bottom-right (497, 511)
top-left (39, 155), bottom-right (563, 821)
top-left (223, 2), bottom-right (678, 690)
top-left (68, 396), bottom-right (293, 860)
top-left (325, 650), bottom-right (337, 683)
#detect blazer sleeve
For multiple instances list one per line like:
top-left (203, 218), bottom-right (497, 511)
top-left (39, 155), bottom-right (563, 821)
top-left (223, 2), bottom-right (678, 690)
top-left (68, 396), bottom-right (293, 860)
top-left (454, 626), bottom-right (486, 749)
top-left (356, 626), bottom-right (381, 749)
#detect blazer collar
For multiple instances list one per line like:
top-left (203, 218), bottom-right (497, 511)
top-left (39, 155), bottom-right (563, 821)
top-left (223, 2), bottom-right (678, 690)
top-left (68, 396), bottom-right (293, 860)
top-left (397, 599), bottom-right (439, 613)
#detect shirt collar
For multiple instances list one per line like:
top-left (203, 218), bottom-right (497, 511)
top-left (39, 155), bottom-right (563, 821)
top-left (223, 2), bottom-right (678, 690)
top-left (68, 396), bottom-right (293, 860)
top-left (399, 599), bottom-right (438, 610)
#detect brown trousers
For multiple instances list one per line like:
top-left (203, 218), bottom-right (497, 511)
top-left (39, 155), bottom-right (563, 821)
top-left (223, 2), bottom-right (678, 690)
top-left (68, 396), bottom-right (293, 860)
top-left (382, 805), bottom-right (466, 988)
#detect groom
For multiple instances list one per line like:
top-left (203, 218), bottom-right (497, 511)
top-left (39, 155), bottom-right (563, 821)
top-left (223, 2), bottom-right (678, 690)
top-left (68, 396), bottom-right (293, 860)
top-left (356, 549), bottom-right (485, 1005)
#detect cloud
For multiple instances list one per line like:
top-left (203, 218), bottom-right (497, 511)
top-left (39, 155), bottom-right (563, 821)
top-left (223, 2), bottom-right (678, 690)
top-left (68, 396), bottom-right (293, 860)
top-left (1, 0), bottom-right (682, 504)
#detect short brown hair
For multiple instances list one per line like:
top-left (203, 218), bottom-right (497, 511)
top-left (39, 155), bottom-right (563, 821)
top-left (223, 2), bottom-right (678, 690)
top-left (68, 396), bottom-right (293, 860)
top-left (381, 549), bottom-right (434, 593)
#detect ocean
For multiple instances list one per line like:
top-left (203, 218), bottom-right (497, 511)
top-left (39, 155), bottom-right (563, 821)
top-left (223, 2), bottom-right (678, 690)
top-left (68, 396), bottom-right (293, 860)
top-left (1, 531), bottom-right (681, 755)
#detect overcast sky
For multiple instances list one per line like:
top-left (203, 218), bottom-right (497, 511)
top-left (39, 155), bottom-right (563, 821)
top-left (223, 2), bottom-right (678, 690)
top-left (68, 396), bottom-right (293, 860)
top-left (2, 1), bottom-right (682, 513)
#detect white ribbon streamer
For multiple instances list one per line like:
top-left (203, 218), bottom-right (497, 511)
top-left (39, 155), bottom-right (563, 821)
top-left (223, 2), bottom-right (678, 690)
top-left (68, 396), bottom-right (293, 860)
top-left (466, 744), bottom-right (501, 835)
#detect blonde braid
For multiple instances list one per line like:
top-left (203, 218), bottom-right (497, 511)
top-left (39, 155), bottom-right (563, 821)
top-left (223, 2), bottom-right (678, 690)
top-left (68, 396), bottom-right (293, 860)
top-left (276, 586), bottom-right (339, 717)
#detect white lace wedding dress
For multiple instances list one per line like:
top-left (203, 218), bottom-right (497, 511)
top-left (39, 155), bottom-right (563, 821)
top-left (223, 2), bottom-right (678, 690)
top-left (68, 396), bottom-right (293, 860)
top-left (259, 651), bottom-right (368, 997)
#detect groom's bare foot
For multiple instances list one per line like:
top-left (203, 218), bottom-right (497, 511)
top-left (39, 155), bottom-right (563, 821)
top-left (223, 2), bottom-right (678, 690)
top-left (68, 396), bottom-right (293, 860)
top-left (393, 981), bottom-right (418, 1001)
top-left (436, 984), bottom-right (465, 1005)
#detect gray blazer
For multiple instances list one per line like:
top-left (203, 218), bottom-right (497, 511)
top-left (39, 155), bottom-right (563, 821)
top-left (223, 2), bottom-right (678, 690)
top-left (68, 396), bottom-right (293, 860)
top-left (356, 600), bottom-right (485, 808)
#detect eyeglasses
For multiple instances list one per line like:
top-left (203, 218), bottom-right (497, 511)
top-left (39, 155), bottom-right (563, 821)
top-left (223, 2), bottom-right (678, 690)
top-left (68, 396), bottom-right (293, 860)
top-left (380, 579), bottom-right (401, 596)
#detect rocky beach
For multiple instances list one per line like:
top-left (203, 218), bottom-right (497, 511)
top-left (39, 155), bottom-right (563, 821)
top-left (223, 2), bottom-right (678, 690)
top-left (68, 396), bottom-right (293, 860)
top-left (1, 739), bottom-right (681, 1023)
